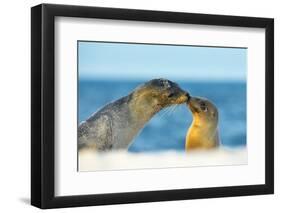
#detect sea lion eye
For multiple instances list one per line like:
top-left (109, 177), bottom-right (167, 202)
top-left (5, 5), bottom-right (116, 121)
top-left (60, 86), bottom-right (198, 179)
top-left (158, 79), bottom-right (170, 88)
top-left (200, 102), bottom-right (208, 112)
top-left (158, 80), bottom-right (164, 87)
top-left (168, 92), bottom-right (175, 98)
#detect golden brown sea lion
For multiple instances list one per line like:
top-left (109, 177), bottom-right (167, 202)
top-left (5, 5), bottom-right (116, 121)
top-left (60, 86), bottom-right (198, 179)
top-left (185, 96), bottom-right (220, 150)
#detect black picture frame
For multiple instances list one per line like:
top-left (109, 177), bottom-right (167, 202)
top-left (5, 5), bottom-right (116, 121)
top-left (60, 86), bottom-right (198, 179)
top-left (31, 3), bottom-right (274, 209)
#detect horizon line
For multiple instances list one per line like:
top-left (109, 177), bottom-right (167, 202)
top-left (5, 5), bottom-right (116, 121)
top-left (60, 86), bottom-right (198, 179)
top-left (79, 77), bottom-right (246, 82)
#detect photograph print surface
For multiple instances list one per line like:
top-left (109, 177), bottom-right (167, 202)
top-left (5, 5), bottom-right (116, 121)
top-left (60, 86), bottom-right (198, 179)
top-left (77, 41), bottom-right (247, 171)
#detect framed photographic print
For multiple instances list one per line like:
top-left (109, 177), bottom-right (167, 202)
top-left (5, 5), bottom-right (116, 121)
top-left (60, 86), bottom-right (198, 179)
top-left (31, 3), bottom-right (274, 209)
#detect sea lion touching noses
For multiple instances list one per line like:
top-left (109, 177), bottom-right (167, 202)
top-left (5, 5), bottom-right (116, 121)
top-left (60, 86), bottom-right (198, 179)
top-left (78, 78), bottom-right (190, 152)
top-left (185, 97), bottom-right (220, 150)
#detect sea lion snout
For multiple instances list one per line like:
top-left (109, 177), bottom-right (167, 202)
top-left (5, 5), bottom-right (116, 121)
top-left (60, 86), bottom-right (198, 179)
top-left (187, 97), bottom-right (212, 114)
top-left (187, 97), bottom-right (200, 113)
top-left (171, 89), bottom-right (190, 104)
top-left (187, 96), bottom-right (218, 120)
top-left (168, 88), bottom-right (189, 100)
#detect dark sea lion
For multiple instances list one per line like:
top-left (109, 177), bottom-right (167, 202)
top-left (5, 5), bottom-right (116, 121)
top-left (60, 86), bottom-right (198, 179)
top-left (185, 96), bottom-right (220, 150)
top-left (78, 78), bottom-right (190, 152)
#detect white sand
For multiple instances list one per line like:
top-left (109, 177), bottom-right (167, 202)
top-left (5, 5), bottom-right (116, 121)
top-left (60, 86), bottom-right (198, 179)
top-left (79, 147), bottom-right (247, 172)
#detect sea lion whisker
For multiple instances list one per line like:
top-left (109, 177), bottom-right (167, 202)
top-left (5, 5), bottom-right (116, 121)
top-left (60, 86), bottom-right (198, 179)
top-left (166, 105), bottom-right (176, 116)
top-left (159, 107), bottom-right (170, 118)
top-left (173, 104), bottom-right (179, 111)
top-left (171, 105), bottom-right (179, 115)
top-left (157, 106), bottom-right (167, 116)
top-left (165, 105), bottom-right (177, 117)
top-left (166, 106), bottom-right (175, 116)
top-left (159, 106), bottom-right (174, 118)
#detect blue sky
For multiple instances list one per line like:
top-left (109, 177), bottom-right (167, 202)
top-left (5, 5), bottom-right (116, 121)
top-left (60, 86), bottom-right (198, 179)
top-left (78, 41), bottom-right (247, 82)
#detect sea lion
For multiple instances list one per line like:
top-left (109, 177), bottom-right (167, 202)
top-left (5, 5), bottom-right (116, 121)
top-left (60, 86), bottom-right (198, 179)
top-left (78, 78), bottom-right (190, 152)
top-left (185, 96), bottom-right (220, 150)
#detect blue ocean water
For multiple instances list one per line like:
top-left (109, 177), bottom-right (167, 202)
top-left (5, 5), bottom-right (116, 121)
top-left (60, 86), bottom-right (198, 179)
top-left (79, 80), bottom-right (246, 152)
